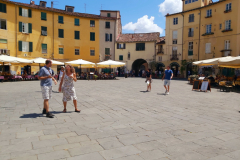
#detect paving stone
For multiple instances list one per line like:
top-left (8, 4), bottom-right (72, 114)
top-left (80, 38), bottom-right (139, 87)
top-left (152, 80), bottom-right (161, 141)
top-left (206, 155), bottom-right (234, 160)
top-left (99, 145), bottom-right (141, 160)
top-left (32, 138), bottom-right (68, 149)
top-left (10, 147), bottom-right (54, 159)
top-left (58, 132), bottom-right (77, 138)
top-left (43, 127), bottom-right (71, 135)
top-left (168, 151), bottom-right (208, 160)
top-left (225, 150), bottom-right (240, 159)
top-left (67, 152), bottom-right (105, 160)
top-left (193, 137), bottom-right (224, 147)
top-left (139, 149), bottom-right (169, 160)
top-left (157, 137), bottom-right (183, 147)
top-left (68, 144), bottom-right (104, 157)
top-left (99, 140), bottom-right (124, 150)
top-left (16, 131), bottom-right (44, 139)
top-left (53, 143), bottom-right (81, 151)
top-left (134, 140), bottom-right (166, 151)
top-left (66, 135), bottom-right (90, 143)
top-left (80, 140), bottom-right (99, 146)
top-left (0, 154), bottom-right (11, 160)
top-left (0, 142), bottom-right (32, 154)
top-left (38, 150), bottom-right (70, 160)
top-left (39, 134), bottom-right (59, 141)
top-left (215, 133), bottom-right (240, 141)
top-left (114, 155), bottom-right (144, 160)
top-left (12, 155), bottom-right (38, 160)
top-left (195, 145), bottom-right (233, 158)
top-left (10, 136), bottom-right (39, 145)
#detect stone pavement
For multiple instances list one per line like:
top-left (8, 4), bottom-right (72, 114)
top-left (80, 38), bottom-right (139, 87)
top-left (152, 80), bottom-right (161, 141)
top-left (0, 78), bottom-right (240, 160)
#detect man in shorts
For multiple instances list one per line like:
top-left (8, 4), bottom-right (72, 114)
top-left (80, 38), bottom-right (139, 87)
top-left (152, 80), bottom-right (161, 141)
top-left (38, 60), bottom-right (54, 118)
top-left (162, 66), bottom-right (173, 95)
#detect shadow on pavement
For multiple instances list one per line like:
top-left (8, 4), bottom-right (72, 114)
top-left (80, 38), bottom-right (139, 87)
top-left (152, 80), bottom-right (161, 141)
top-left (157, 93), bottom-right (166, 96)
top-left (19, 111), bottom-right (73, 118)
top-left (140, 91), bottom-right (148, 93)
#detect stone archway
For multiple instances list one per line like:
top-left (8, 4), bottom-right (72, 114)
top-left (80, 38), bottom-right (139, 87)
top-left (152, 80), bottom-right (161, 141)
top-left (170, 62), bottom-right (180, 77)
top-left (156, 62), bottom-right (165, 72)
top-left (132, 59), bottom-right (148, 77)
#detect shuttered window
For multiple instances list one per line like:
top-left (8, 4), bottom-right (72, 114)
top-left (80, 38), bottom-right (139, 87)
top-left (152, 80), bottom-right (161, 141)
top-left (41, 26), bottom-right (47, 36)
top-left (59, 47), bottom-right (64, 54)
top-left (206, 24), bottom-right (212, 33)
top-left (105, 48), bottom-right (110, 55)
top-left (75, 18), bottom-right (79, 26)
top-left (58, 16), bottom-right (64, 24)
top-left (107, 13), bottom-right (111, 17)
top-left (0, 39), bottom-right (7, 43)
top-left (90, 32), bottom-right (95, 41)
top-left (188, 42), bottom-right (193, 56)
top-left (225, 40), bottom-right (230, 50)
top-left (19, 22), bottom-right (32, 33)
top-left (110, 34), bottom-right (112, 42)
top-left (0, 19), bottom-right (6, 30)
top-left (136, 43), bottom-right (145, 51)
top-left (90, 48), bottom-right (95, 56)
top-left (41, 12), bottom-right (47, 20)
top-left (42, 44), bottom-right (47, 53)
top-left (117, 43), bottom-right (126, 49)
top-left (75, 49), bottom-right (80, 55)
top-left (90, 20), bottom-right (95, 27)
top-left (19, 41), bottom-right (22, 51)
top-left (75, 31), bottom-right (80, 39)
top-left (205, 43), bottom-right (211, 54)
top-left (189, 14), bottom-right (194, 22)
top-left (58, 29), bottom-right (64, 38)
top-left (0, 3), bottom-right (7, 13)
top-left (28, 9), bottom-right (32, 18)
top-left (105, 22), bottom-right (110, 28)
top-left (22, 41), bottom-right (29, 52)
top-left (119, 55), bottom-right (123, 61)
top-left (105, 34), bottom-right (109, 41)
top-left (225, 20), bottom-right (231, 30)
top-left (20, 8), bottom-right (31, 17)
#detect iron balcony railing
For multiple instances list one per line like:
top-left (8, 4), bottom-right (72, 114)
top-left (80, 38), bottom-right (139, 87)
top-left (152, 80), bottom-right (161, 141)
top-left (170, 54), bottom-right (179, 61)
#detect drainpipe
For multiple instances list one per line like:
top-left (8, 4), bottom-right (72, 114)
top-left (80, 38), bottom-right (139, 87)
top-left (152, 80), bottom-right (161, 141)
top-left (52, 3), bottom-right (54, 60)
top-left (15, 5), bottom-right (17, 57)
top-left (198, 10), bottom-right (201, 61)
top-left (181, 13), bottom-right (184, 62)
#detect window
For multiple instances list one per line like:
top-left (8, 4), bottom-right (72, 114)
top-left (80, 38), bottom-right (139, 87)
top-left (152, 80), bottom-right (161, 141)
top-left (189, 14), bottom-right (194, 22)
top-left (205, 43), bottom-right (211, 54)
top-left (18, 41), bottom-right (32, 52)
top-left (58, 29), bottom-right (64, 38)
top-left (136, 43), bottom-right (145, 51)
top-left (158, 56), bottom-right (162, 62)
top-left (226, 3), bottom-right (232, 11)
top-left (90, 32), bottom-right (95, 41)
top-left (173, 18), bottom-right (178, 25)
top-left (105, 48), bottom-right (110, 56)
top-left (19, 8), bottom-right (31, 18)
top-left (225, 20), bottom-right (231, 30)
top-left (188, 42), bottom-right (193, 56)
top-left (59, 47), bottom-right (64, 54)
top-left (206, 24), bottom-right (212, 33)
top-left (188, 28), bottom-right (194, 37)
top-left (128, 52), bottom-right (130, 60)
top-left (219, 24), bottom-right (222, 30)
top-left (105, 22), bottom-right (110, 28)
top-left (41, 26), bottom-right (47, 36)
top-left (75, 18), bottom-right (79, 26)
top-left (90, 20), bottom-right (95, 27)
top-left (185, 0), bottom-right (198, 4)
top-left (90, 48), bottom-right (95, 56)
top-left (0, 39), bottom-right (7, 43)
top-left (119, 55), bottom-right (123, 61)
top-left (105, 33), bottom-right (112, 42)
top-left (172, 46), bottom-right (177, 55)
top-left (19, 22), bottom-right (32, 33)
top-left (42, 44), bottom-right (47, 53)
top-left (58, 16), bottom-right (64, 24)
top-left (0, 49), bottom-right (8, 54)
top-left (75, 31), bottom-right (80, 40)
top-left (107, 13), bottom-right (111, 17)
top-left (0, 19), bottom-right (6, 30)
top-left (41, 12), bottom-right (47, 20)
top-left (206, 9), bottom-right (212, 17)
top-left (0, 3), bottom-right (7, 13)
top-left (173, 30), bottom-right (178, 44)
top-left (117, 43), bottom-right (125, 49)
top-left (225, 40), bottom-right (230, 50)
top-left (75, 49), bottom-right (79, 55)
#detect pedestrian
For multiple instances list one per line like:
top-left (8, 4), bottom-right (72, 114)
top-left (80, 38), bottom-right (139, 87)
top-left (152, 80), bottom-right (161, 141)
top-left (162, 66), bottom-right (173, 95)
top-left (59, 65), bottom-right (80, 113)
top-left (146, 69), bottom-right (152, 92)
top-left (38, 59), bottom-right (55, 118)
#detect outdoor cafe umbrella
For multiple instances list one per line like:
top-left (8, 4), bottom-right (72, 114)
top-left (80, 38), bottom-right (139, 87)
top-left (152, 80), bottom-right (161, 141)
top-left (66, 59), bottom-right (95, 74)
top-left (193, 56), bottom-right (234, 66)
top-left (97, 60), bottom-right (125, 73)
top-left (31, 57), bottom-right (64, 70)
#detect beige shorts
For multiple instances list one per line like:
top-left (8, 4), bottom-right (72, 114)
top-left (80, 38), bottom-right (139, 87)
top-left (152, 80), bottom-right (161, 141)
top-left (41, 86), bottom-right (52, 100)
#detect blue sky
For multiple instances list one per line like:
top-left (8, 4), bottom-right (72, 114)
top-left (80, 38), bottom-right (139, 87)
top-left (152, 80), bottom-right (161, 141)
top-left (12, 0), bottom-right (218, 36)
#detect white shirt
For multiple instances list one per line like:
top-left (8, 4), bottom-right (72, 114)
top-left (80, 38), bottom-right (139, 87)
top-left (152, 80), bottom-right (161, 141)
top-left (59, 71), bottom-right (64, 78)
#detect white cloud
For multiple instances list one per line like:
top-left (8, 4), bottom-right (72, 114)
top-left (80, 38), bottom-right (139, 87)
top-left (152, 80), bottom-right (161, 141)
top-left (122, 15), bottom-right (163, 34)
top-left (159, 0), bottom-right (182, 16)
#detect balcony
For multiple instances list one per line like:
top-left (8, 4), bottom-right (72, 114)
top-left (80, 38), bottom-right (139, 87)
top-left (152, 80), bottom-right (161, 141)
top-left (222, 29), bottom-right (232, 33)
top-left (188, 32), bottom-right (194, 37)
top-left (104, 54), bottom-right (111, 60)
top-left (202, 32), bottom-right (214, 36)
top-left (0, 49), bottom-right (10, 55)
top-left (41, 31), bottom-right (47, 36)
top-left (221, 49), bottom-right (231, 57)
top-left (170, 54), bottom-right (179, 61)
top-left (156, 49), bottom-right (164, 55)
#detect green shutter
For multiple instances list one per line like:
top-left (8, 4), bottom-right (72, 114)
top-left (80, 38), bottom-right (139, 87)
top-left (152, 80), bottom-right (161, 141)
top-left (93, 32), bottom-right (95, 41)
top-left (28, 9), bottom-right (32, 18)
top-left (59, 29), bottom-right (64, 38)
top-left (41, 12), bottom-right (46, 20)
top-left (90, 32), bottom-right (95, 41)
top-left (75, 18), bottom-right (79, 26)
top-left (59, 16), bottom-right (63, 24)
top-left (0, 3), bottom-right (6, 13)
top-left (29, 42), bottom-right (33, 52)
top-left (19, 7), bottom-right (22, 16)
top-left (75, 31), bottom-right (79, 39)
top-left (110, 34), bottom-right (112, 42)
top-left (19, 22), bottom-right (22, 32)
top-left (19, 41), bottom-right (22, 51)
top-left (28, 23), bottom-right (32, 33)
top-left (119, 55), bottom-right (123, 61)
top-left (42, 44), bottom-right (47, 49)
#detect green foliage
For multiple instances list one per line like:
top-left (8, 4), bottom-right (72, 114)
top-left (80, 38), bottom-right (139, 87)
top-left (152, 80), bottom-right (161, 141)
top-left (149, 61), bottom-right (158, 71)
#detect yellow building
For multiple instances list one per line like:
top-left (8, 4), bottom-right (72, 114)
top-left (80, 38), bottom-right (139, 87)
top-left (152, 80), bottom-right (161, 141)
top-left (0, 0), bottom-right (118, 74)
top-left (165, 0), bottom-right (240, 77)
top-left (115, 32), bottom-right (160, 76)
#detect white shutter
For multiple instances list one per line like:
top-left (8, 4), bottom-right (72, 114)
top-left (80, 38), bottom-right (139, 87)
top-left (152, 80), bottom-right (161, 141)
top-left (173, 31), bottom-right (178, 39)
top-left (22, 42), bottom-right (29, 52)
top-left (24, 23), bottom-right (28, 33)
top-left (225, 40), bottom-right (230, 49)
top-left (205, 43), bottom-right (211, 54)
top-left (23, 9), bottom-right (28, 17)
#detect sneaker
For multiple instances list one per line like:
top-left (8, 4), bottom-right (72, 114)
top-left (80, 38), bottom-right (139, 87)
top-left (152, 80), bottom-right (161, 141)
top-left (42, 108), bottom-right (46, 114)
top-left (165, 90), bottom-right (168, 94)
top-left (46, 112), bottom-right (54, 118)
top-left (166, 92), bottom-right (169, 95)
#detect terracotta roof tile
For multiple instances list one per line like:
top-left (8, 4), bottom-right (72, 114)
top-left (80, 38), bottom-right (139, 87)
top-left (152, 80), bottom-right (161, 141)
top-left (116, 32), bottom-right (160, 43)
top-left (2, 0), bottom-right (117, 20)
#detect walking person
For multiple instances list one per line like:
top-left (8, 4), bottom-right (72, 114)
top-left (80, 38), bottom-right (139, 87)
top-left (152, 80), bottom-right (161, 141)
top-left (59, 66), bottom-right (65, 83)
top-left (59, 65), bottom-right (80, 113)
top-left (146, 69), bottom-right (152, 92)
top-left (162, 66), bottom-right (173, 95)
top-left (38, 60), bottom-right (55, 118)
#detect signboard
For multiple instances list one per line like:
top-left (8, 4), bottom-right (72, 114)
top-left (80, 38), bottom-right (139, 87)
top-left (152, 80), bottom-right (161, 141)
top-left (200, 81), bottom-right (211, 92)
top-left (192, 80), bottom-right (200, 91)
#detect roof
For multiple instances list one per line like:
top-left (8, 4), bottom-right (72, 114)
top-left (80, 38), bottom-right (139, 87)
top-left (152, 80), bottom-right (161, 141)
top-left (156, 37), bottom-right (165, 44)
top-left (1, 0), bottom-right (117, 20)
top-left (100, 10), bottom-right (120, 12)
top-left (166, 0), bottom-right (226, 17)
top-left (116, 32), bottom-right (160, 43)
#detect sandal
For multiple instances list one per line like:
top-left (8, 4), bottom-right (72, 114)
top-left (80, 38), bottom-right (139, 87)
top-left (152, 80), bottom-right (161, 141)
top-left (63, 109), bottom-right (67, 113)
top-left (75, 109), bottom-right (81, 113)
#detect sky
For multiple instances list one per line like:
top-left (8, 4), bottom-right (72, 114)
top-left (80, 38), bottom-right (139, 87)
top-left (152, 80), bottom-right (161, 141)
top-left (12, 0), bottom-right (218, 36)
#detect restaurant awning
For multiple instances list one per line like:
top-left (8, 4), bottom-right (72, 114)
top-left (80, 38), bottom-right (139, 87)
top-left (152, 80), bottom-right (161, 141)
top-left (97, 60), bottom-right (125, 68)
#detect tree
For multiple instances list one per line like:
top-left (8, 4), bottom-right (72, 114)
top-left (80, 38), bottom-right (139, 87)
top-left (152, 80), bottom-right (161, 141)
top-left (149, 61), bottom-right (158, 71)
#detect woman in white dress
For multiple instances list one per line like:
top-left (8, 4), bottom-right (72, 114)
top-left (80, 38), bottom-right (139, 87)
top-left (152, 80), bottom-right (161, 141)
top-left (59, 65), bottom-right (80, 113)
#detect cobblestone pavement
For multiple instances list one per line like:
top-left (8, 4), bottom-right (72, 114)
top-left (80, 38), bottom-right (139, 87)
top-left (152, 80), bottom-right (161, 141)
top-left (0, 78), bottom-right (240, 160)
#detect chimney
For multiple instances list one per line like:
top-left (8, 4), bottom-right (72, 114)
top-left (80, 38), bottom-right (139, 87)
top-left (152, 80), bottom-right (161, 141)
top-left (30, 1), bottom-right (35, 5)
top-left (40, 1), bottom-right (47, 8)
top-left (51, 1), bottom-right (53, 8)
top-left (65, 5), bottom-right (74, 12)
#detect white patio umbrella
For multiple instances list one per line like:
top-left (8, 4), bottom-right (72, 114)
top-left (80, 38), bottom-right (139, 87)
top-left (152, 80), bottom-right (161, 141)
top-left (97, 60), bottom-right (125, 68)
top-left (66, 59), bottom-right (95, 73)
top-left (193, 56), bottom-right (233, 66)
top-left (31, 57), bottom-right (64, 70)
